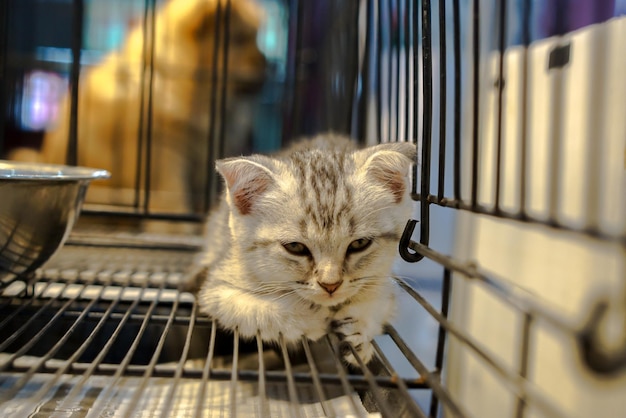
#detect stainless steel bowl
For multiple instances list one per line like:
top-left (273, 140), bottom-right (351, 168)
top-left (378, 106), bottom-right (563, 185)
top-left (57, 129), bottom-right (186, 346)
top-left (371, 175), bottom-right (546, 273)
top-left (0, 160), bottom-right (110, 285)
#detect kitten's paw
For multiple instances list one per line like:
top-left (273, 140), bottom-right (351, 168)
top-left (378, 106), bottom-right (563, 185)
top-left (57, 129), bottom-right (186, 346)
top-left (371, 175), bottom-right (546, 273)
top-left (330, 317), bottom-right (375, 366)
top-left (242, 314), bottom-right (325, 346)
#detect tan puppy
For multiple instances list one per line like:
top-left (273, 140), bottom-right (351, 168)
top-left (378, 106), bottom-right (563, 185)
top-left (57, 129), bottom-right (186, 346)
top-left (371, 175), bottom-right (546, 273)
top-left (10, 0), bottom-right (266, 216)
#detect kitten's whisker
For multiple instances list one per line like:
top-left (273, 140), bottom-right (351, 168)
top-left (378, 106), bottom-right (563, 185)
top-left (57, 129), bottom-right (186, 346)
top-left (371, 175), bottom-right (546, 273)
top-left (350, 274), bottom-right (389, 283)
top-left (253, 285), bottom-right (308, 296)
top-left (391, 274), bottom-right (427, 286)
top-left (253, 288), bottom-right (294, 297)
top-left (255, 289), bottom-right (311, 305)
top-left (360, 203), bottom-right (399, 218)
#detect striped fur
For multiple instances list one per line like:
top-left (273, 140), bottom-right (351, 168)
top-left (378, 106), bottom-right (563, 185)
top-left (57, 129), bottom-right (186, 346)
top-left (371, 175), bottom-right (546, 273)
top-left (194, 133), bottom-right (415, 365)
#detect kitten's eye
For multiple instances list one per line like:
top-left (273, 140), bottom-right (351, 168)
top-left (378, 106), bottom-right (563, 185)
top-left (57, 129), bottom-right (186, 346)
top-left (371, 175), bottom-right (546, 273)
top-left (282, 242), bottom-right (311, 257)
top-left (347, 238), bottom-right (372, 254)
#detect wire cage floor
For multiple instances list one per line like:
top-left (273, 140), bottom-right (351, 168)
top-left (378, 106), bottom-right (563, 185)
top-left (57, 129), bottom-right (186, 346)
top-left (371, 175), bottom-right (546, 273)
top-left (0, 235), bottom-right (437, 417)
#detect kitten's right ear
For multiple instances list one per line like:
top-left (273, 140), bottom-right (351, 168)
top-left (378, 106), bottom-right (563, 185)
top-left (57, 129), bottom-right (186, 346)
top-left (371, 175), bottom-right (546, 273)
top-left (355, 141), bottom-right (416, 203)
top-left (216, 156), bottom-right (276, 215)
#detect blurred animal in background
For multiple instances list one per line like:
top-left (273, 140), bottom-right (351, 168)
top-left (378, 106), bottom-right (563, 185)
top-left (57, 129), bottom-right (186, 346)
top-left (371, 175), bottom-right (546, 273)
top-left (8, 0), bottom-right (267, 216)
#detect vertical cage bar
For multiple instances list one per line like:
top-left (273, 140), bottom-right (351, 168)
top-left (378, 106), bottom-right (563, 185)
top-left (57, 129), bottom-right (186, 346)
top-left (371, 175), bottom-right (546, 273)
top-left (344, 342), bottom-right (393, 417)
top-left (518, 0), bottom-right (530, 217)
top-left (452, 0), bottom-right (462, 203)
top-left (403, 0), bottom-right (411, 142)
top-left (134, 0), bottom-right (153, 210)
top-left (142, 0), bottom-right (157, 214)
top-left (160, 302), bottom-right (198, 418)
top-left (375, 0), bottom-right (383, 142)
top-left (0, 0), bottom-right (8, 152)
top-left (470, 0), bottom-right (480, 209)
top-left (301, 337), bottom-right (335, 417)
top-left (256, 333), bottom-right (270, 417)
top-left (229, 327), bottom-right (240, 417)
top-left (216, 0), bottom-right (231, 160)
top-left (352, 0), bottom-right (371, 141)
top-left (515, 313), bottom-right (533, 418)
top-left (437, 0), bottom-right (447, 201)
top-left (345, 343), bottom-right (394, 418)
top-left (547, 66), bottom-right (564, 224)
top-left (387, 0), bottom-right (396, 142)
top-left (494, 0), bottom-right (508, 212)
top-left (394, 0), bottom-right (402, 142)
top-left (581, 13), bottom-right (606, 232)
top-left (429, 268), bottom-right (452, 417)
top-left (419, 0), bottom-right (432, 246)
top-left (325, 334), bottom-right (364, 416)
top-left (412, 0), bottom-right (420, 185)
top-left (194, 320), bottom-right (217, 418)
top-left (279, 333), bottom-right (303, 418)
top-left (204, 0), bottom-right (224, 213)
top-left (284, 0), bottom-right (304, 141)
top-left (402, 0), bottom-right (410, 142)
top-left (67, 0), bottom-right (84, 166)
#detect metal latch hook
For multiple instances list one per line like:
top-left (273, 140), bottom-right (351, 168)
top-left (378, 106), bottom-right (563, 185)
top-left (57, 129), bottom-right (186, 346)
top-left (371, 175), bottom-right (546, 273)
top-left (579, 300), bottom-right (626, 376)
top-left (398, 219), bottom-right (424, 263)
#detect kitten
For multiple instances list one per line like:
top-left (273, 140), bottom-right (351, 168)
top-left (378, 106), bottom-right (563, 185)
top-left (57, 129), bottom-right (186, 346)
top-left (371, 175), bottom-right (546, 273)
top-left (194, 134), bottom-right (416, 365)
top-left (8, 0), bottom-right (266, 216)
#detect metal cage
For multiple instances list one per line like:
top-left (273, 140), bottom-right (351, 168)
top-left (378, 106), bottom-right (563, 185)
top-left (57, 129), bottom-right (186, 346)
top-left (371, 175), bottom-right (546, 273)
top-left (1, 0), bottom-right (625, 417)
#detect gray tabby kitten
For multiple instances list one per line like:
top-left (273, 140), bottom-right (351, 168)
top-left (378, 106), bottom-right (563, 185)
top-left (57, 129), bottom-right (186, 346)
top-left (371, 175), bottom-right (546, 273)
top-left (195, 134), bottom-right (415, 365)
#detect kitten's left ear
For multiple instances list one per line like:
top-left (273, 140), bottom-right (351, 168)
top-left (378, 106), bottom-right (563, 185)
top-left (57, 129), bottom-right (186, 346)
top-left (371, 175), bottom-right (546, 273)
top-left (355, 142), bottom-right (416, 203)
top-left (216, 156), bottom-right (276, 215)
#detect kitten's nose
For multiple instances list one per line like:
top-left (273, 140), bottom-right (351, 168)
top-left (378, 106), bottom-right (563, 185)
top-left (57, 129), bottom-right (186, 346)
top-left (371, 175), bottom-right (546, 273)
top-left (317, 280), bottom-right (343, 295)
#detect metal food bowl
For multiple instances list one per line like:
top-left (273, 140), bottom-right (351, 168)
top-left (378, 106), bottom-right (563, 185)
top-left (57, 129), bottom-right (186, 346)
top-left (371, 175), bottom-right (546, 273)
top-left (0, 160), bottom-right (109, 285)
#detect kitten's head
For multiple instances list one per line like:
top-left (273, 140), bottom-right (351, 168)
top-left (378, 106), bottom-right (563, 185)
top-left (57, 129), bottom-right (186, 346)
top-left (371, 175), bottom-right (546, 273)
top-left (217, 136), bottom-right (415, 307)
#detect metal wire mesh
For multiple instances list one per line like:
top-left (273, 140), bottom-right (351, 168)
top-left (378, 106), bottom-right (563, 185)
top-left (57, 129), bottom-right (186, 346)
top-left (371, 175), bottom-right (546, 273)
top-left (0, 243), bottom-right (429, 416)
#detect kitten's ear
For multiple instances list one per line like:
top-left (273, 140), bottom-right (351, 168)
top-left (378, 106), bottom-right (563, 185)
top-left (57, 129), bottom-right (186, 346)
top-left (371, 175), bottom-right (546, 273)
top-left (216, 156), bottom-right (276, 215)
top-left (355, 142), bottom-right (416, 203)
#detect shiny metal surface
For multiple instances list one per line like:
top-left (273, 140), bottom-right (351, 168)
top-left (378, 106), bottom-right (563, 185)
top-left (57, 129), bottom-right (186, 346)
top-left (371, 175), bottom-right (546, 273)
top-left (0, 161), bottom-right (109, 285)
